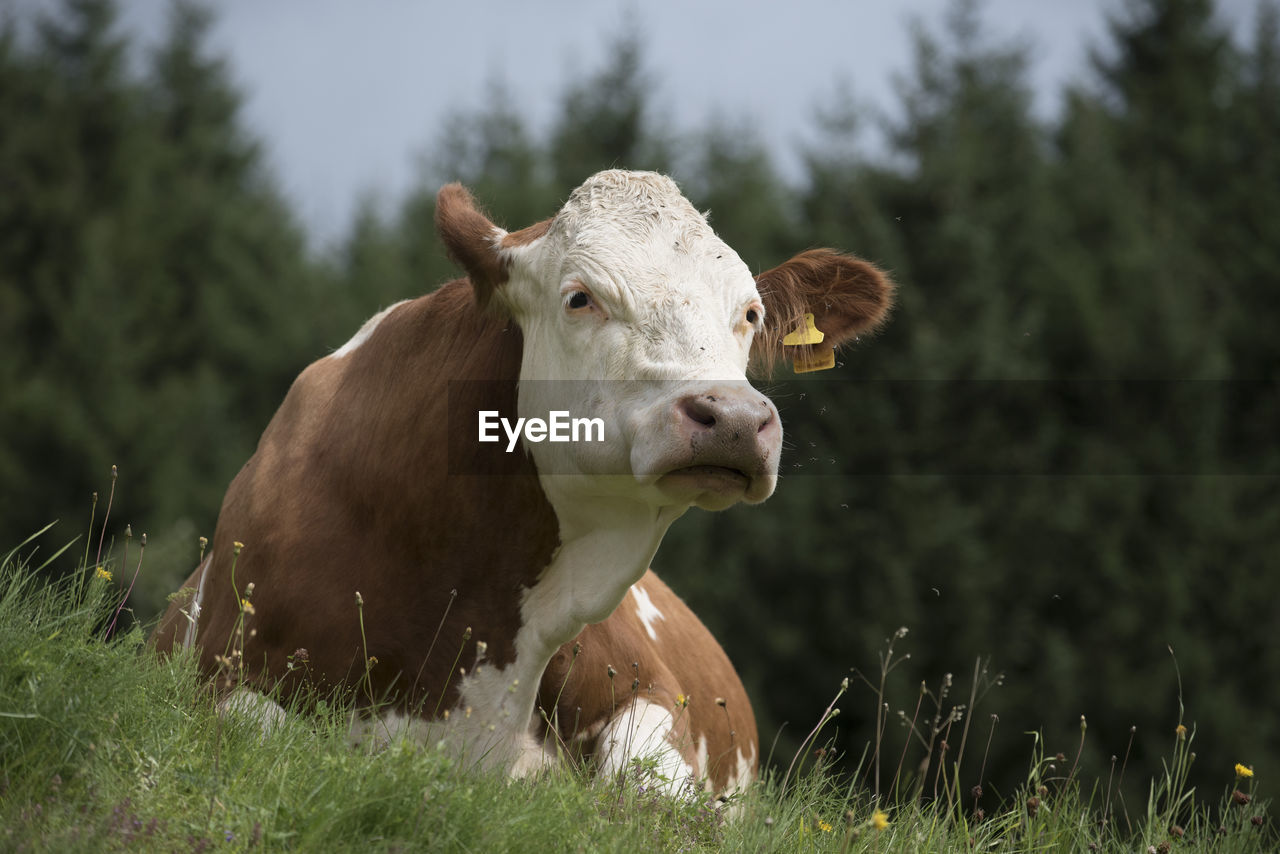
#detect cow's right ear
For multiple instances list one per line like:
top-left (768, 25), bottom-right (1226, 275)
top-left (752, 249), bottom-right (894, 373)
top-left (435, 183), bottom-right (508, 309)
top-left (435, 183), bottom-right (553, 309)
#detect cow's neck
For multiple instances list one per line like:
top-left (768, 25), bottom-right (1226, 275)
top-left (524, 493), bottom-right (686, 654)
top-left (452, 492), bottom-right (685, 773)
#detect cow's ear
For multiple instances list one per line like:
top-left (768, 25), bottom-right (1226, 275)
top-left (752, 249), bottom-right (894, 372)
top-left (435, 183), bottom-right (508, 308)
top-left (436, 183), bottom-right (553, 309)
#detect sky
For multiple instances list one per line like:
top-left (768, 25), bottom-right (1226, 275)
top-left (77, 0), bottom-right (1271, 246)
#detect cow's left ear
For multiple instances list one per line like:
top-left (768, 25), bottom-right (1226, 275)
top-left (752, 249), bottom-right (894, 371)
top-left (435, 183), bottom-right (552, 309)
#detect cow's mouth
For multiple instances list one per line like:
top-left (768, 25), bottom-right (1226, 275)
top-left (658, 465), bottom-right (752, 495)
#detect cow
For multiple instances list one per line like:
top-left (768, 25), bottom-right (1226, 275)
top-left (151, 170), bottom-right (892, 798)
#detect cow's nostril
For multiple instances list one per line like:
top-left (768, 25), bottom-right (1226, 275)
top-left (681, 397), bottom-right (718, 428)
top-left (757, 407), bottom-right (777, 434)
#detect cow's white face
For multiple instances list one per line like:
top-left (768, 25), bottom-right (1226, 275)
top-left (493, 172), bottom-right (781, 511)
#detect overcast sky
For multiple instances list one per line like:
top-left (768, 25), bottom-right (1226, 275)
top-left (87, 1), bottom-right (1268, 246)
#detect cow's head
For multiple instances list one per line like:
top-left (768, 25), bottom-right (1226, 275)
top-left (437, 170), bottom-right (892, 513)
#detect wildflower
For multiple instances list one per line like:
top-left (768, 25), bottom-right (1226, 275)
top-left (95, 567), bottom-right (112, 581)
top-left (240, 599), bottom-right (255, 615)
top-left (233, 541), bottom-right (244, 554)
top-left (1233, 790), bottom-right (1251, 806)
top-left (1236, 763), bottom-right (1254, 779)
top-left (871, 809), bottom-right (890, 831)
top-left (674, 693), bottom-right (687, 709)
top-left (1176, 724), bottom-right (1187, 740)
top-left (817, 819), bottom-right (833, 832)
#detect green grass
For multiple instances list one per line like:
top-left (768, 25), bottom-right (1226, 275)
top-left (1, 530), bottom-right (1273, 852)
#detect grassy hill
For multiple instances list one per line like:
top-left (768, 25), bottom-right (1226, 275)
top-left (1, 528), bottom-right (1272, 853)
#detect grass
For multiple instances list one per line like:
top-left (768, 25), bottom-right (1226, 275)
top-left (1, 523), bottom-right (1273, 852)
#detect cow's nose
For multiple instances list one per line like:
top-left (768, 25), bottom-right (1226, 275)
top-left (676, 391), bottom-right (778, 446)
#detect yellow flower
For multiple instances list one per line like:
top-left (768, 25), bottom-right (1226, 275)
top-left (674, 693), bottom-right (687, 709)
top-left (94, 567), bottom-right (112, 581)
top-left (871, 810), bottom-right (890, 831)
top-left (1175, 724), bottom-right (1187, 739)
top-left (240, 598), bottom-right (255, 615)
top-left (1236, 763), bottom-right (1254, 779)
top-left (817, 819), bottom-right (833, 833)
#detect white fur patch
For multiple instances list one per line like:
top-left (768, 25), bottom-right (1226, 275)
top-left (723, 741), bottom-right (758, 797)
top-left (630, 582), bottom-right (665, 642)
top-left (597, 699), bottom-right (696, 795)
top-left (219, 687), bottom-right (287, 735)
top-left (331, 300), bottom-right (408, 359)
top-left (181, 553), bottom-right (212, 649)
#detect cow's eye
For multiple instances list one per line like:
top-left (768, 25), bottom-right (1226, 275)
top-left (745, 308), bottom-right (759, 325)
top-left (566, 291), bottom-right (592, 310)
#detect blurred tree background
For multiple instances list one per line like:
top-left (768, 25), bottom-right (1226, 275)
top-left (2, 0), bottom-right (1277, 807)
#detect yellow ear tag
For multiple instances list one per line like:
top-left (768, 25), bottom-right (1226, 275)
top-left (782, 313), bottom-right (825, 346)
top-left (784, 313), bottom-right (836, 373)
top-left (792, 342), bottom-right (835, 373)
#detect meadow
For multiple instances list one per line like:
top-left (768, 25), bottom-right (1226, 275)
top-left (2, 513), bottom-right (1271, 854)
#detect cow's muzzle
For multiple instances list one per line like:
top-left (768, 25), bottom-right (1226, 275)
top-left (654, 386), bottom-right (781, 509)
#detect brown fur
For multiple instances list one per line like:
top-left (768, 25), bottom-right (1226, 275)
top-left (435, 183), bottom-right (511, 308)
top-left (153, 279), bottom-right (560, 710)
top-left (537, 570), bottom-right (758, 792)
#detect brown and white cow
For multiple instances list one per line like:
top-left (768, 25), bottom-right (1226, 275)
top-left (151, 170), bottom-right (892, 797)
